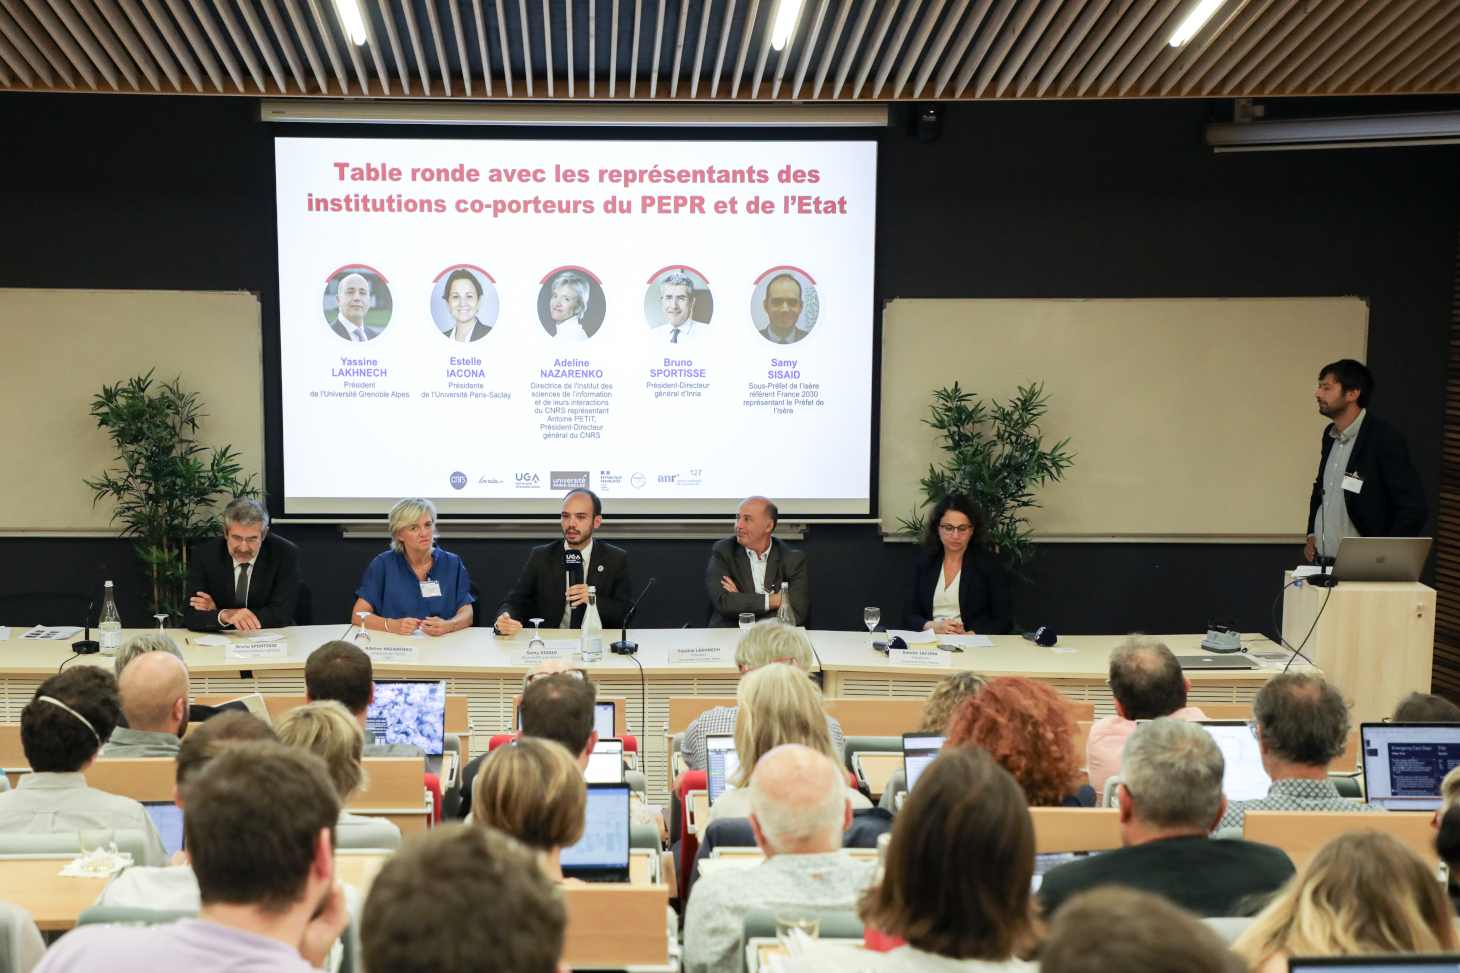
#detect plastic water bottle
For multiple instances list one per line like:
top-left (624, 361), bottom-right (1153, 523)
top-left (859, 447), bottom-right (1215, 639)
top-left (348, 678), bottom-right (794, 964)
top-left (580, 587), bottom-right (603, 662)
top-left (98, 581), bottom-right (122, 656)
top-left (776, 580), bottom-right (797, 627)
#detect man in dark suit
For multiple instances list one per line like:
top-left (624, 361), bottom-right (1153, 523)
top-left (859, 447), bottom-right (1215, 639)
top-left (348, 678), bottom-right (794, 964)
top-left (184, 498), bottom-right (301, 633)
top-left (494, 489), bottom-right (633, 632)
top-left (705, 496), bottom-right (810, 627)
top-left (758, 274), bottom-right (810, 344)
top-left (1305, 359), bottom-right (1427, 564)
top-left (329, 272), bottom-right (384, 342)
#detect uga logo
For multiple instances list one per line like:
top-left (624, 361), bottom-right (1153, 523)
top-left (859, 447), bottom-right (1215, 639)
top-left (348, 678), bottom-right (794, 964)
top-left (516, 473), bottom-right (540, 483)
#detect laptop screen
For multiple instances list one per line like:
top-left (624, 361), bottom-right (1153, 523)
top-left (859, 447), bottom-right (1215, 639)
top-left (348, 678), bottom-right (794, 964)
top-left (595, 701), bottom-right (616, 739)
top-left (366, 681), bottom-right (446, 755)
top-left (707, 734), bottom-right (739, 804)
top-left (587, 738), bottom-right (624, 783)
top-left (560, 784), bottom-right (631, 872)
top-left (1288, 957), bottom-right (1460, 973)
top-left (144, 801), bottom-right (185, 858)
top-left (1197, 721), bottom-right (1271, 802)
top-left (904, 733), bottom-right (946, 791)
top-left (1361, 722), bottom-right (1460, 810)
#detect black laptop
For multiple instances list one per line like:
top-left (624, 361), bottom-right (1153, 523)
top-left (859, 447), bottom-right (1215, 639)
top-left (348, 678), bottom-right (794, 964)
top-left (1287, 956), bottom-right (1460, 973)
top-left (559, 782), bottom-right (631, 882)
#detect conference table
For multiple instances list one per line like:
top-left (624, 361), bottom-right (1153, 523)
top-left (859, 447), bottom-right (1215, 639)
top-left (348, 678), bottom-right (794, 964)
top-left (0, 624), bottom-right (1310, 804)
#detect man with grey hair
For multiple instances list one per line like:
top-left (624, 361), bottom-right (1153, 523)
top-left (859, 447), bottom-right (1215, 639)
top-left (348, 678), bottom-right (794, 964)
top-left (1088, 636), bottom-right (1209, 792)
top-left (185, 497), bottom-right (300, 633)
top-left (1040, 718), bottom-right (1294, 917)
top-left (103, 651), bottom-right (191, 758)
top-left (706, 496), bottom-right (810, 628)
top-left (653, 271), bottom-right (702, 344)
top-left (684, 744), bottom-right (871, 973)
top-left (680, 620), bottom-right (842, 771)
top-left (1218, 671), bottom-right (1384, 830)
top-left (330, 271), bottom-right (380, 341)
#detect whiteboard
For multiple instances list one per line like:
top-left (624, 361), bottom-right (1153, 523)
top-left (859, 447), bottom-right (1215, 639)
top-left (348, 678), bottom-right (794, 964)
top-left (0, 289), bottom-right (263, 533)
top-left (879, 298), bottom-right (1368, 540)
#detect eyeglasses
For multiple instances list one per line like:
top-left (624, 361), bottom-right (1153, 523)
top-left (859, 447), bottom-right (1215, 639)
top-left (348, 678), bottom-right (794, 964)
top-left (938, 524), bottom-right (973, 536)
top-left (524, 668), bottom-right (587, 685)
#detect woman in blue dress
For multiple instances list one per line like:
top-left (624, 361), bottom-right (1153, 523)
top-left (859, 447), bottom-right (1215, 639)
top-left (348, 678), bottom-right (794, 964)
top-left (351, 498), bottom-right (475, 636)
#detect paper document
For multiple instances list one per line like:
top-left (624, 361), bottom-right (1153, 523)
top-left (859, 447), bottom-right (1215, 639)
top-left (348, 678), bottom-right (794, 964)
top-left (887, 629), bottom-right (938, 644)
top-left (939, 633), bottom-right (994, 648)
top-left (193, 635), bottom-right (231, 646)
top-left (19, 625), bottom-right (82, 640)
top-left (407, 627), bottom-right (431, 639)
top-left (1293, 566), bottom-right (1324, 578)
top-left (245, 632), bottom-right (284, 642)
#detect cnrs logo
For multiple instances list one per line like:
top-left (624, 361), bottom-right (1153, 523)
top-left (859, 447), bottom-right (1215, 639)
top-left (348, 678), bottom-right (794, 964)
top-left (449, 471), bottom-right (467, 490)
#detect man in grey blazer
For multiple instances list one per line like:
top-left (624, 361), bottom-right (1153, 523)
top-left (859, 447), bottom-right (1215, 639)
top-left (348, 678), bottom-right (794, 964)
top-left (705, 496), bottom-right (810, 627)
top-left (329, 272), bottom-right (383, 341)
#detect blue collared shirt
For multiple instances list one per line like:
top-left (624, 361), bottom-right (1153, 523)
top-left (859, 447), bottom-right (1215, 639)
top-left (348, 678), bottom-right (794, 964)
top-left (356, 548), bottom-right (475, 620)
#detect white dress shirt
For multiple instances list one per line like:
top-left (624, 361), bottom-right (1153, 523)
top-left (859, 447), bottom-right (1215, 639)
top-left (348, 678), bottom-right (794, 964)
top-left (338, 315), bottom-right (369, 341)
top-left (744, 542), bottom-right (771, 611)
top-left (554, 318), bottom-right (589, 342)
top-left (560, 539), bottom-right (594, 627)
top-left (656, 320), bottom-right (701, 344)
top-left (1315, 409), bottom-right (1365, 559)
top-left (931, 568), bottom-right (961, 624)
top-left (219, 553), bottom-right (258, 629)
top-left (452, 318), bottom-right (478, 342)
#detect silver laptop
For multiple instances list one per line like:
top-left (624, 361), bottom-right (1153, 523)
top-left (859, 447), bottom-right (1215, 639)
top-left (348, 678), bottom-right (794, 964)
top-left (1174, 654), bottom-right (1258, 670)
top-left (1331, 537), bottom-right (1431, 583)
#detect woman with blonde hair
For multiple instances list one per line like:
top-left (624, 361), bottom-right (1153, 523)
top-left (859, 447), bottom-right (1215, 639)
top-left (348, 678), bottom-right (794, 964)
top-left (918, 671), bottom-right (985, 733)
top-left (274, 700), bottom-right (402, 846)
top-left (1234, 831), bottom-right (1456, 972)
top-left (351, 497), bottom-right (475, 637)
top-left (708, 662), bottom-right (870, 822)
top-left (471, 736), bottom-right (586, 882)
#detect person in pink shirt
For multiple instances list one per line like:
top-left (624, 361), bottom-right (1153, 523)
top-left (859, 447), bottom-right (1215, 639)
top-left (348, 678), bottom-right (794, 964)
top-left (1087, 637), bottom-right (1207, 794)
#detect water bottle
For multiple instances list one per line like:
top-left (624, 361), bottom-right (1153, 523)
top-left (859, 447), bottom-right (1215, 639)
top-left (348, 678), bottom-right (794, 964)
top-left (98, 581), bottom-right (122, 656)
top-left (776, 580), bottom-right (796, 627)
top-left (580, 587), bottom-right (603, 662)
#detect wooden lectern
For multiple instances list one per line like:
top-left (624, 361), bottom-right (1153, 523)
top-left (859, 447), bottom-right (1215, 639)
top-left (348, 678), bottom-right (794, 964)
top-left (1281, 574), bottom-right (1435, 724)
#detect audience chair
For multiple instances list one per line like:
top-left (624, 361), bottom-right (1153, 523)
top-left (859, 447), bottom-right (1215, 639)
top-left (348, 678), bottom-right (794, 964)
top-left (0, 901), bottom-right (42, 973)
top-left (0, 831), bottom-right (150, 863)
top-left (1029, 808), bottom-right (1122, 854)
top-left (740, 909), bottom-right (862, 973)
top-left (335, 818), bottom-right (403, 851)
top-left (1241, 811), bottom-right (1439, 871)
top-left (630, 822), bottom-right (660, 851)
top-left (1101, 776), bottom-right (1121, 808)
top-left (294, 580), bottom-right (314, 626)
top-left (75, 907), bottom-right (197, 926)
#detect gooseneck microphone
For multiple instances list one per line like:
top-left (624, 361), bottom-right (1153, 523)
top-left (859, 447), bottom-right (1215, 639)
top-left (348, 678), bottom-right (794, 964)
top-left (611, 578), bottom-right (656, 656)
top-left (72, 563), bottom-right (107, 656)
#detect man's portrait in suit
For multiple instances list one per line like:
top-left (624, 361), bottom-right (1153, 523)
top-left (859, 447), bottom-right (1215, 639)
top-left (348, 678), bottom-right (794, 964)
top-left (430, 266), bottom-right (500, 343)
top-left (324, 267), bottom-right (392, 342)
top-left (643, 268), bottom-right (714, 345)
top-left (750, 269), bottom-right (819, 345)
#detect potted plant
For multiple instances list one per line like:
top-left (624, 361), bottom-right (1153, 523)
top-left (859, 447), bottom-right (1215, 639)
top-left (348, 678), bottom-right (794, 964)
top-left (899, 382), bottom-right (1074, 583)
top-left (85, 370), bottom-right (259, 620)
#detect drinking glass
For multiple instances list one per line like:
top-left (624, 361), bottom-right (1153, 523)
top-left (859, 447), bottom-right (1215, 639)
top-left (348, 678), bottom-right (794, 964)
top-left (529, 618), bottom-right (545, 648)
top-left (774, 909), bottom-right (820, 952)
top-left (864, 607), bottom-right (881, 643)
top-left (354, 610), bottom-right (371, 641)
top-left (79, 828), bottom-right (115, 873)
top-left (738, 613), bottom-right (755, 633)
top-left (153, 613), bottom-right (168, 632)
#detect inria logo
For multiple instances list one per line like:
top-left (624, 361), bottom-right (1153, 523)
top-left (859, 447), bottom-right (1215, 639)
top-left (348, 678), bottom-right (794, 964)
top-left (449, 471), bottom-right (467, 490)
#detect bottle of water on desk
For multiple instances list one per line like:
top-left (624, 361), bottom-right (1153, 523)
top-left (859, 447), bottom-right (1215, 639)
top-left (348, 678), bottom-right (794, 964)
top-left (580, 587), bottom-right (603, 662)
top-left (98, 581), bottom-right (122, 656)
top-left (776, 581), bottom-right (796, 627)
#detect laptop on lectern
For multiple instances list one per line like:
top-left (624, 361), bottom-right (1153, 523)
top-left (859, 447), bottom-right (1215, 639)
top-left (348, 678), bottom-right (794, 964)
top-left (1329, 537), bottom-right (1431, 583)
top-left (559, 783), bottom-right (631, 882)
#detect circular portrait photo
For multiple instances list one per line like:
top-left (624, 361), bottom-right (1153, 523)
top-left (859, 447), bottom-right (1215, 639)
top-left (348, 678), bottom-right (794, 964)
top-left (536, 267), bottom-right (606, 343)
top-left (429, 265), bottom-right (500, 343)
top-left (749, 267), bottom-right (819, 345)
top-left (324, 265), bottom-right (392, 342)
top-left (642, 266), bottom-right (715, 346)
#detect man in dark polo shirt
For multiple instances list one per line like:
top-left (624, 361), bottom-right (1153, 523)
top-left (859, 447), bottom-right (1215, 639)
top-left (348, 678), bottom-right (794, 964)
top-left (1039, 718), bottom-right (1294, 918)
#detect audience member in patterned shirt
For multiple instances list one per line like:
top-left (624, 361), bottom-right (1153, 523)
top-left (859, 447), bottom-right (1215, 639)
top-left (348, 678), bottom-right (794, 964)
top-left (1217, 672), bottom-right (1381, 831)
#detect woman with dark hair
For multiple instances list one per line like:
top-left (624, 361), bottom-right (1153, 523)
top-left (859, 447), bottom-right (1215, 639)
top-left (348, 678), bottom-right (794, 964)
top-left (947, 676), bottom-right (1090, 807)
top-left (902, 494), bottom-right (1013, 635)
top-left (782, 746), bottom-right (1040, 973)
top-left (440, 268), bottom-right (491, 342)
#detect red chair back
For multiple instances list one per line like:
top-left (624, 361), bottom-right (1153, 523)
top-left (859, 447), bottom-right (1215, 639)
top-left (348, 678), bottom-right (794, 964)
top-left (488, 733), bottom-right (519, 751)
top-left (678, 769), bottom-right (707, 894)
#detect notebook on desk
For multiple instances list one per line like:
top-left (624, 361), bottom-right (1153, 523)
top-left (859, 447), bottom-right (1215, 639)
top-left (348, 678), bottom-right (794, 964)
top-left (1361, 722), bottom-right (1460, 810)
top-left (561, 783), bottom-right (631, 882)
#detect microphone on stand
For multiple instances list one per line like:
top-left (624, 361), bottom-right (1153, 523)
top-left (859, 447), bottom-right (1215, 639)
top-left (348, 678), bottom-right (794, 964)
top-left (611, 578), bottom-right (656, 656)
top-left (72, 563), bottom-right (107, 655)
top-left (564, 549), bottom-right (585, 626)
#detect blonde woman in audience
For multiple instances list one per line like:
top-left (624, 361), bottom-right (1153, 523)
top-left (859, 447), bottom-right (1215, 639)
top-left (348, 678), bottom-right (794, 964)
top-left (918, 671), bottom-right (985, 733)
top-left (781, 745), bottom-right (1040, 973)
top-left (274, 700), bottom-right (402, 846)
top-left (1234, 831), bottom-right (1456, 972)
top-left (709, 663), bottom-right (871, 822)
top-left (470, 736), bottom-right (586, 883)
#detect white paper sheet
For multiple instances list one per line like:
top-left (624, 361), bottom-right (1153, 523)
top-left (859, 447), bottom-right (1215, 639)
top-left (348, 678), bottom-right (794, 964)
top-left (193, 635), bottom-right (231, 646)
top-left (19, 625), bottom-right (82, 640)
top-left (887, 629), bottom-right (938, 644)
top-left (939, 633), bottom-right (995, 648)
top-left (244, 631), bottom-right (284, 642)
top-left (0, 627), bottom-right (9, 641)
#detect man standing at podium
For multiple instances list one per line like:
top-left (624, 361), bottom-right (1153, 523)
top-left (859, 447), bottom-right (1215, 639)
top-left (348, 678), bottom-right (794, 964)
top-left (1304, 359), bottom-right (1427, 564)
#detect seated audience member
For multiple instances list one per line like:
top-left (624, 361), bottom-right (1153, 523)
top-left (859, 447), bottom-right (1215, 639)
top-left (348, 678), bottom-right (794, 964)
top-left (362, 826), bottom-right (566, 973)
top-left (184, 496), bottom-right (301, 634)
top-left (305, 641), bottom-right (424, 758)
top-left (1086, 636), bottom-right (1208, 794)
top-left (783, 745), bottom-right (1040, 973)
top-left (1234, 831), bottom-right (1457, 973)
top-left (102, 650), bottom-right (190, 758)
top-left (34, 742), bottom-right (349, 973)
top-left (919, 671), bottom-right (985, 733)
top-left (1435, 803), bottom-right (1460, 913)
top-left (684, 745), bottom-right (872, 973)
top-left (1039, 719), bottom-right (1294, 917)
top-left (0, 668), bottom-right (167, 865)
top-left (470, 736), bottom-right (585, 882)
top-left (114, 633), bottom-right (219, 725)
top-left (97, 712), bottom-right (278, 908)
top-left (1217, 672), bottom-right (1378, 830)
top-left (1040, 887), bottom-right (1247, 973)
top-left (351, 497), bottom-right (474, 637)
top-left (902, 493), bottom-right (1013, 636)
top-left (709, 662), bottom-right (870, 822)
top-left (682, 620), bottom-right (844, 771)
top-left (1393, 691), bottom-right (1460, 722)
top-left (705, 496), bottom-right (810, 627)
top-left (274, 701), bottom-right (402, 846)
top-left (947, 676), bottom-right (1091, 807)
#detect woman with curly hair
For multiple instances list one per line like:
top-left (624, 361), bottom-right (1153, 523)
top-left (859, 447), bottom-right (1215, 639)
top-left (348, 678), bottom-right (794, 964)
top-left (946, 676), bottom-right (1093, 807)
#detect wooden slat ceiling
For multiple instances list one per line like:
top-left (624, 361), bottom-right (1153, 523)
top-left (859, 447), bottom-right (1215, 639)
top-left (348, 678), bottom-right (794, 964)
top-left (0, 0), bottom-right (1456, 100)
